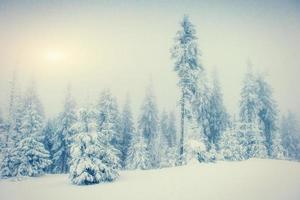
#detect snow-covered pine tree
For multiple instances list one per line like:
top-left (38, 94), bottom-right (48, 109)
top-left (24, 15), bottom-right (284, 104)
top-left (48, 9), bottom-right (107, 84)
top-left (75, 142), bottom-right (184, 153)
top-left (167, 111), bottom-right (177, 148)
top-left (97, 90), bottom-right (122, 161)
top-left (120, 95), bottom-right (134, 168)
top-left (0, 110), bottom-right (8, 155)
top-left (126, 130), bottom-right (150, 170)
top-left (256, 74), bottom-right (281, 157)
top-left (219, 125), bottom-right (244, 161)
top-left (138, 85), bottom-right (159, 168)
top-left (15, 136), bottom-right (51, 177)
top-left (166, 112), bottom-right (178, 166)
top-left (239, 65), bottom-right (260, 125)
top-left (207, 72), bottom-right (228, 150)
top-left (238, 122), bottom-right (267, 159)
top-left (14, 84), bottom-right (51, 177)
top-left (158, 110), bottom-right (178, 167)
top-left (159, 110), bottom-right (170, 167)
top-left (184, 117), bottom-right (212, 163)
top-left (69, 107), bottom-right (119, 185)
top-left (42, 119), bottom-right (58, 173)
top-left (52, 86), bottom-right (77, 173)
top-left (171, 15), bottom-right (203, 165)
top-left (271, 130), bottom-right (285, 159)
top-left (0, 93), bottom-right (24, 178)
top-left (281, 112), bottom-right (300, 160)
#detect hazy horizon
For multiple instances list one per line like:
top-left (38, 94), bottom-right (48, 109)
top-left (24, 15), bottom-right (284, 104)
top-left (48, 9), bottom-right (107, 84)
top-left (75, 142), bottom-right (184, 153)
top-left (0, 0), bottom-right (299, 119)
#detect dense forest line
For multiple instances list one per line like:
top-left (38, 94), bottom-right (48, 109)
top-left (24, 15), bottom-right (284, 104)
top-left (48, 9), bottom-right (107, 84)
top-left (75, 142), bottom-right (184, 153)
top-left (0, 16), bottom-right (299, 185)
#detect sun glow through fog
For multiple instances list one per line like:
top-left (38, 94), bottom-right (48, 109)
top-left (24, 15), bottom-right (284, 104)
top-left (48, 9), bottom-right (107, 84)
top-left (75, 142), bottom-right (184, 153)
top-left (45, 51), bottom-right (64, 63)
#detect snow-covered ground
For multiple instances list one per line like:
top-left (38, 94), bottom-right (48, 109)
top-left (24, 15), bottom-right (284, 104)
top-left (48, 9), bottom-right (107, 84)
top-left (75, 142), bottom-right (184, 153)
top-left (0, 159), bottom-right (300, 200)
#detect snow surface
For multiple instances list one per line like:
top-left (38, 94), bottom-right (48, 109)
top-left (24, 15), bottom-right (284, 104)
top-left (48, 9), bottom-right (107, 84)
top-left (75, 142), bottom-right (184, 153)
top-left (1, 159), bottom-right (300, 200)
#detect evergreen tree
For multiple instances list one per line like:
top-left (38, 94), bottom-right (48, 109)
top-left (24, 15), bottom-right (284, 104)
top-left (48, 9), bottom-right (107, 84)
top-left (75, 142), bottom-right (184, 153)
top-left (2, 84), bottom-right (51, 178)
top-left (126, 130), bottom-right (150, 170)
top-left (271, 130), bottom-right (285, 159)
top-left (97, 90), bottom-right (122, 160)
top-left (159, 110), bottom-right (178, 167)
top-left (239, 122), bottom-right (267, 159)
top-left (0, 110), bottom-right (8, 154)
top-left (256, 74), bottom-right (280, 157)
top-left (0, 93), bottom-right (24, 178)
top-left (281, 112), bottom-right (300, 160)
top-left (14, 136), bottom-right (51, 177)
top-left (239, 66), bottom-right (260, 124)
top-left (219, 126), bottom-right (244, 161)
top-left (52, 87), bottom-right (77, 173)
top-left (42, 119), bottom-right (58, 173)
top-left (138, 85), bottom-right (159, 168)
top-left (167, 111), bottom-right (177, 148)
top-left (120, 96), bottom-right (134, 168)
top-left (207, 72), bottom-right (228, 149)
top-left (19, 84), bottom-right (44, 137)
top-left (171, 15), bottom-right (202, 164)
top-left (159, 110), bottom-right (169, 167)
top-left (69, 107), bottom-right (119, 185)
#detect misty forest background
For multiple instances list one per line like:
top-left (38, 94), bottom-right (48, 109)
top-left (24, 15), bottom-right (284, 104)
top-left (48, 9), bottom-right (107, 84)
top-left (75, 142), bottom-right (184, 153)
top-left (0, 16), bottom-right (300, 185)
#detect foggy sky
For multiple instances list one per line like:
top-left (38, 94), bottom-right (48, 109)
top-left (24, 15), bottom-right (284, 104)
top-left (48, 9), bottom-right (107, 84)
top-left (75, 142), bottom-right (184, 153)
top-left (0, 0), bottom-right (299, 119)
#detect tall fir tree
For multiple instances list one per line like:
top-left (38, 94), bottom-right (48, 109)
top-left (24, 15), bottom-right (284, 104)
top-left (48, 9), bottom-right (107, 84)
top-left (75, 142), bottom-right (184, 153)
top-left (0, 92), bottom-right (24, 178)
top-left (281, 112), bottom-right (300, 160)
top-left (126, 130), bottom-right (150, 170)
top-left (97, 90), bottom-right (122, 161)
top-left (159, 111), bottom-right (178, 167)
top-left (256, 74), bottom-right (281, 157)
top-left (171, 15), bottom-right (203, 164)
top-left (0, 110), bottom-right (8, 154)
top-left (52, 86), bottom-right (77, 173)
top-left (120, 95), bottom-right (134, 168)
top-left (207, 72), bottom-right (228, 150)
top-left (42, 119), bottom-right (57, 173)
top-left (3, 83), bottom-right (51, 177)
top-left (239, 66), bottom-right (260, 124)
top-left (138, 85), bottom-right (159, 168)
top-left (159, 110), bottom-right (169, 167)
top-left (167, 111), bottom-right (177, 148)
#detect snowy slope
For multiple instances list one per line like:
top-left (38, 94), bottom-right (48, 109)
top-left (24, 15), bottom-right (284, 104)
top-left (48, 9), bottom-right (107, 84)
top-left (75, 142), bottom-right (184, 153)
top-left (0, 159), bottom-right (300, 200)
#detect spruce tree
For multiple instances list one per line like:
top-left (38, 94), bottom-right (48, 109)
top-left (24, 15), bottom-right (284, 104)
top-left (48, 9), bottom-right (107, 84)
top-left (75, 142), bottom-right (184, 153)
top-left (120, 96), bottom-right (134, 168)
top-left (126, 130), bottom-right (150, 170)
top-left (281, 112), bottom-right (300, 160)
top-left (13, 84), bottom-right (51, 177)
top-left (97, 90), bottom-right (122, 160)
top-left (52, 87), bottom-right (77, 173)
top-left (207, 72), bottom-right (228, 150)
top-left (219, 126), bottom-right (244, 161)
top-left (256, 74), bottom-right (280, 157)
top-left (171, 15), bottom-right (202, 164)
top-left (239, 66), bottom-right (260, 124)
top-left (138, 85), bottom-right (159, 168)
top-left (69, 107), bottom-right (119, 185)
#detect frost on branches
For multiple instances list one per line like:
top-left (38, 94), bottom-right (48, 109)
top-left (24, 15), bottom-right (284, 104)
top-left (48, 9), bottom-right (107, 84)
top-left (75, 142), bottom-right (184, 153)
top-left (69, 108), bottom-right (119, 185)
top-left (126, 130), bottom-right (150, 170)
